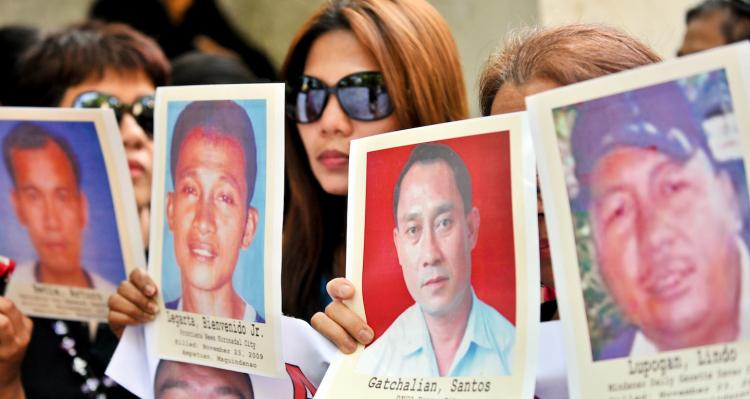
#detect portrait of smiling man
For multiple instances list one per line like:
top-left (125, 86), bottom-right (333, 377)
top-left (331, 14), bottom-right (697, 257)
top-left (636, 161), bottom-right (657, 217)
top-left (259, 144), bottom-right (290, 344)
top-left (2, 122), bottom-right (116, 291)
top-left (568, 79), bottom-right (750, 360)
top-left (357, 142), bottom-right (515, 377)
top-left (164, 100), bottom-right (263, 322)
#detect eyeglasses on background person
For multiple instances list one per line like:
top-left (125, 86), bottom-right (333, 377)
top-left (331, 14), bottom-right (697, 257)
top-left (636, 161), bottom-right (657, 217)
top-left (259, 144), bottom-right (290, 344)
top-left (73, 91), bottom-right (155, 136)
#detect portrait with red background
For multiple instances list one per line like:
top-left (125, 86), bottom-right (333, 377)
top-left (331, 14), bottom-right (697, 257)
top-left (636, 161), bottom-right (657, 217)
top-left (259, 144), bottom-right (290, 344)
top-left (361, 131), bottom-right (517, 341)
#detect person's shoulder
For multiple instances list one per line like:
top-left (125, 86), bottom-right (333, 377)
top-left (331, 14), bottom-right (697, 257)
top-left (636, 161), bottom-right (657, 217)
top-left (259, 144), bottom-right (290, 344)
top-left (475, 296), bottom-right (515, 331)
top-left (359, 303), bottom-right (421, 366)
top-left (357, 330), bottom-right (390, 375)
top-left (473, 295), bottom-right (515, 354)
top-left (378, 302), bottom-right (422, 342)
top-left (240, 298), bottom-right (264, 323)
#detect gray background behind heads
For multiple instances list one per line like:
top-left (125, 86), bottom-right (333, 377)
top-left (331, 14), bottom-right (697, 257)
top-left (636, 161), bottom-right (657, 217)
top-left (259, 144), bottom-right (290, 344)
top-left (0, 0), bottom-right (697, 116)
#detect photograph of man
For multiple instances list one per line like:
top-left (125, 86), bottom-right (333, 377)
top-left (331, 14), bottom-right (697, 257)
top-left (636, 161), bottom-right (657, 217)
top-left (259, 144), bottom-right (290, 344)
top-left (164, 100), bottom-right (263, 322)
top-left (154, 359), bottom-right (254, 399)
top-left (1, 122), bottom-right (117, 291)
top-left (358, 143), bottom-right (515, 377)
top-left (567, 79), bottom-right (750, 360)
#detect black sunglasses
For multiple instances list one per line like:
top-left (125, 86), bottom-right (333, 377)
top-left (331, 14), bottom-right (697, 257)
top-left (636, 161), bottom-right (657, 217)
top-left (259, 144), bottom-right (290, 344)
top-left (73, 91), bottom-right (155, 136)
top-left (287, 71), bottom-right (394, 123)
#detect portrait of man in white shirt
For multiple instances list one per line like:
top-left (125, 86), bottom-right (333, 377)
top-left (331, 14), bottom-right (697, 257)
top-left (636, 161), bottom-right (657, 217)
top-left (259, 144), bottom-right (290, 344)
top-left (358, 143), bottom-right (515, 377)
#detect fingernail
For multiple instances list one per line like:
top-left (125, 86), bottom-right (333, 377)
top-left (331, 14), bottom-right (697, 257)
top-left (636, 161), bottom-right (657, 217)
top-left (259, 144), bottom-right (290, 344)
top-left (145, 285), bottom-right (156, 296)
top-left (148, 303), bottom-right (159, 314)
top-left (344, 339), bottom-right (357, 353)
top-left (337, 284), bottom-right (353, 297)
top-left (357, 328), bottom-right (373, 343)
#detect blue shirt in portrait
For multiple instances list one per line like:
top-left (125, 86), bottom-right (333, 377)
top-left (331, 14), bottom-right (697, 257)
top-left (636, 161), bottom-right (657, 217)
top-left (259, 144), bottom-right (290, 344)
top-left (357, 291), bottom-right (515, 377)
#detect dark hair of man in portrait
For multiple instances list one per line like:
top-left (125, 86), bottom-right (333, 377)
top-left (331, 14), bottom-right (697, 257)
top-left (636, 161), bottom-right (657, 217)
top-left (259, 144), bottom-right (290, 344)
top-left (392, 142), bottom-right (473, 225)
top-left (170, 100), bottom-right (257, 205)
top-left (2, 122), bottom-right (81, 188)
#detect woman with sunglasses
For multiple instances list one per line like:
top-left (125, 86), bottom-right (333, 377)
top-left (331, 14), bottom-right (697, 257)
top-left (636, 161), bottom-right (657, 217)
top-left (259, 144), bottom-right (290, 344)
top-left (315, 24), bottom-right (663, 362)
top-left (1, 21), bottom-right (169, 399)
top-left (281, 0), bottom-right (467, 326)
top-left (16, 21), bottom-right (166, 252)
top-left (107, 0), bottom-right (467, 351)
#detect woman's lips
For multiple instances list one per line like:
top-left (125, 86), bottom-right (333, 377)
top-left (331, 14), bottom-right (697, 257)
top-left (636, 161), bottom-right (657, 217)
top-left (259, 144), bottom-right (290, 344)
top-left (317, 150), bottom-right (348, 169)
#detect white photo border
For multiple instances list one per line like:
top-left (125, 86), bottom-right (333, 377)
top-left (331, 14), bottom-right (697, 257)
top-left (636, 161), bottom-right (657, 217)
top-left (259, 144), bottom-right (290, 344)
top-left (527, 42), bottom-right (750, 398)
top-left (146, 83), bottom-right (284, 378)
top-left (316, 112), bottom-right (540, 399)
top-left (0, 107), bottom-right (142, 321)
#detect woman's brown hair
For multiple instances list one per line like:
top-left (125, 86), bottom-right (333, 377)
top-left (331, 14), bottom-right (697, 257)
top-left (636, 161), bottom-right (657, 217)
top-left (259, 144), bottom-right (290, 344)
top-left (281, 0), bottom-right (467, 320)
top-left (479, 24), bottom-right (662, 116)
top-left (14, 21), bottom-right (170, 107)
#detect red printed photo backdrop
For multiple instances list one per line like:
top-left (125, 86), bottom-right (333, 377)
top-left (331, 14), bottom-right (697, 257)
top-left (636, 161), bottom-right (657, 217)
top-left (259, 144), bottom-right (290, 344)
top-left (361, 131), bottom-right (517, 341)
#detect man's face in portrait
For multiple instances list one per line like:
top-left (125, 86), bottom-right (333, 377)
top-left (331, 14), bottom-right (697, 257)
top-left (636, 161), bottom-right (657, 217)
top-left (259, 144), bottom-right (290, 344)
top-left (166, 128), bottom-right (257, 293)
top-left (393, 160), bottom-right (479, 317)
top-left (589, 147), bottom-right (742, 344)
top-left (10, 139), bottom-right (87, 274)
top-left (154, 361), bottom-right (254, 399)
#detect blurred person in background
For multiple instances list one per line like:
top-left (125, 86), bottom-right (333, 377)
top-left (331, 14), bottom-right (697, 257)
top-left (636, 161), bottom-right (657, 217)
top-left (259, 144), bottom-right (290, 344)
top-left (89, 0), bottom-right (276, 81)
top-left (678, 0), bottom-right (750, 56)
top-left (0, 21), bottom-right (169, 399)
top-left (477, 24), bottom-right (661, 323)
top-left (0, 26), bottom-right (40, 106)
top-left (171, 51), bottom-right (257, 86)
top-left (15, 22), bottom-right (169, 251)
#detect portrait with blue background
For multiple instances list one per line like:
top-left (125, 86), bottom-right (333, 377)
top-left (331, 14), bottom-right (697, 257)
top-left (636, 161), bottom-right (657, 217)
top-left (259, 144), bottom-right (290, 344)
top-left (161, 99), bottom-right (266, 320)
top-left (0, 120), bottom-right (126, 285)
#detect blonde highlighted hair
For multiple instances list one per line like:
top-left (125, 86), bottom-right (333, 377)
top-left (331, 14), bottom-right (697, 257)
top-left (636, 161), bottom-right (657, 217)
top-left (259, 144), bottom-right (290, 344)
top-left (283, 0), bottom-right (467, 126)
top-left (281, 0), bottom-right (467, 320)
top-left (479, 24), bottom-right (662, 116)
